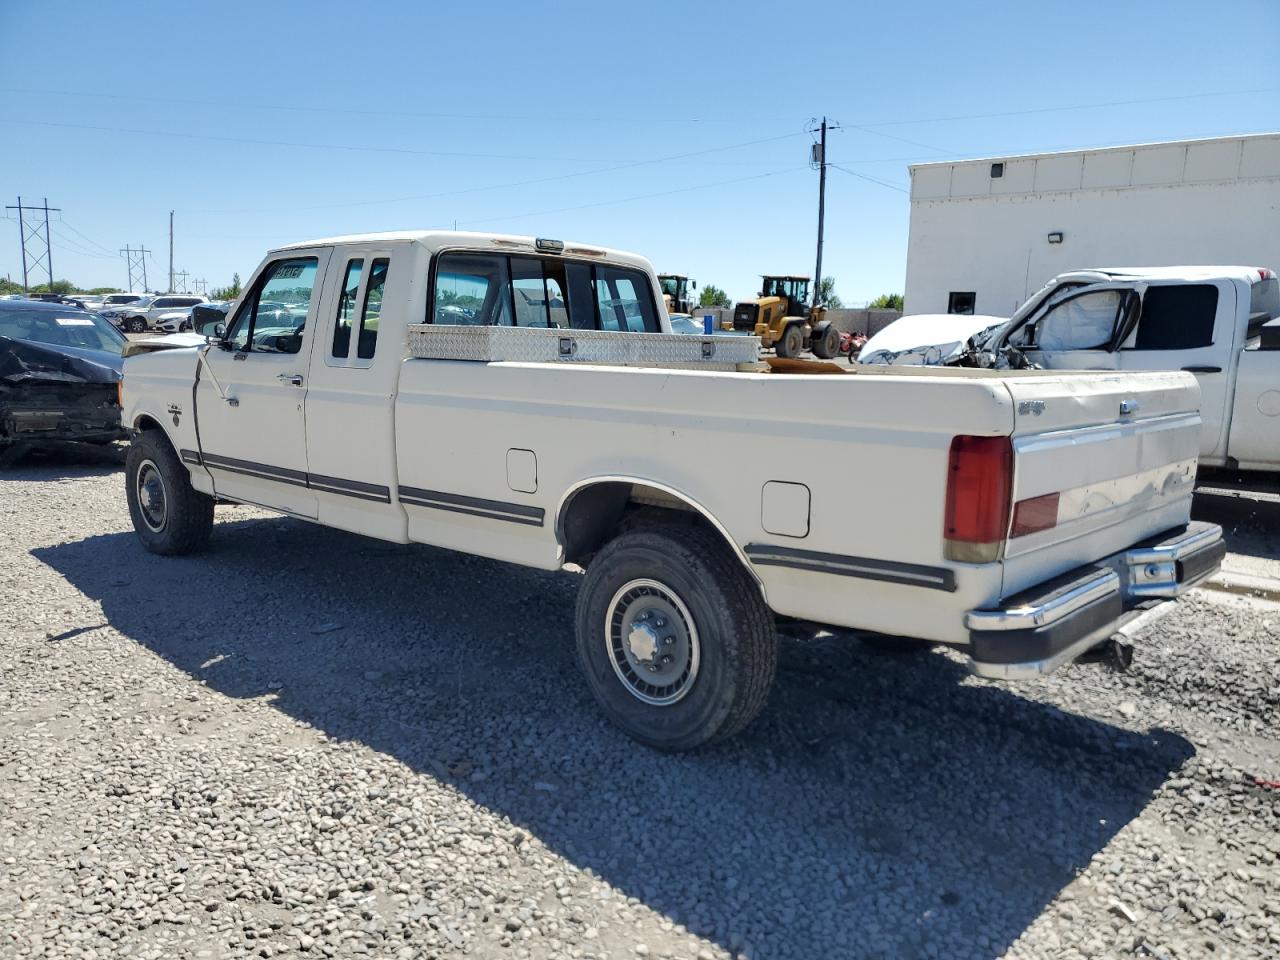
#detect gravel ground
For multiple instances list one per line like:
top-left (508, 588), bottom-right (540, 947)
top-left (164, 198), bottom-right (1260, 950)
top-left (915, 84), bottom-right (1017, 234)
top-left (1, 454), bottom-right (1278, 960)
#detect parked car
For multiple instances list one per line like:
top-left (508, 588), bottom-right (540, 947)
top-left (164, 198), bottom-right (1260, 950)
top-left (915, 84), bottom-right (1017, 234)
top-left (119, 231), bottom-right (1223, 749)
top-left (154, 310), bottom-right (197, 334)
top-left (863, 266), bottom-right (1280, 478)
top-left (859, 313), bottom-right (1007, 365)
top-left (0, 300), bottom-right (126, 460)
top-left (113, 294), bottom-right (208, 333)
top-left (98, 293), bottom-right (147, 314)
top-left (70, 295), bottom-right (107, 313)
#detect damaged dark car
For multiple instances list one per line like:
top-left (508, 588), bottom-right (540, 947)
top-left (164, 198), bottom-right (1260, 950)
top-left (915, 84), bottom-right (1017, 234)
top-left (0, 300), bottom-right (126, 464)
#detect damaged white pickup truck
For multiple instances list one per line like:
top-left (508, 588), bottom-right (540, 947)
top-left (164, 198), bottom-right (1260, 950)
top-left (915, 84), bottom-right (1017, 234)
top-left (120, 231), bottom-right (1225, 749)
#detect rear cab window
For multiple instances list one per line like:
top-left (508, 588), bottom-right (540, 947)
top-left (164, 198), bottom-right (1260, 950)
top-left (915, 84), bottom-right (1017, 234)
top-left (429, 251), bottom-right (658, 332)
top-left (329, 255), bottom-right (389, 364)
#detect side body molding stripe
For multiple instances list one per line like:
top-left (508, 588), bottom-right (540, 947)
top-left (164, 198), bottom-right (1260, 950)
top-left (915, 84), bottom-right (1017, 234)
top-left (745, 543), bottom-right (957, 592)
top-left (398, 485), bottom-right (546, 526)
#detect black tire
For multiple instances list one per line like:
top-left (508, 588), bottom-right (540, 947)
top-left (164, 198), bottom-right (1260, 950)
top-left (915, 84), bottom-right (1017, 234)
top-left (811, 322), bottom-right (840, 359)
top-left (574, 518), bottom-right (777, 750)
top-left (776, 323), bottom-right (804, 358)
top-left (128, 317), bottom-right (147, 333)
top-left (125, 429), bottom-right (214, 555)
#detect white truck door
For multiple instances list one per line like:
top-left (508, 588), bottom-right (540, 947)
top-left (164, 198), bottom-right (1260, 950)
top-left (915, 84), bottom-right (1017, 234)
top-left (1115, 280), bottom-right (1239, 463)
top-left (302, 249), bottom-right (407, 542)
top-left (194, 250), bottom-right (332, 517)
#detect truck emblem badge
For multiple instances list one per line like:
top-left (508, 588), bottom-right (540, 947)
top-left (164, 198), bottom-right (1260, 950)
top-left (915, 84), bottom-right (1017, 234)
top-left (167, 402), bottom-right (182, 427)
top-left (1018, 400), bottom-right (1045, 416)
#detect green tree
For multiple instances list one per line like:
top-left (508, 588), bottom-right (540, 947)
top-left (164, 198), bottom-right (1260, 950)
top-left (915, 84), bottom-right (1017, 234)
top-left (698, 284), bottom-right (731, 308)
top-left (817, 277), bottom-right (843, 309)
top-left (28, 279), bottom-right (77, 295)
top-left (211, 272), bottom-right (242, 302)
top-left (868, 293), bottom-right (904, 310)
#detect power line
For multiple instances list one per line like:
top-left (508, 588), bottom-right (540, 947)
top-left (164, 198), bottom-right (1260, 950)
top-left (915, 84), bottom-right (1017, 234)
top-left (852, 86), bottom-right (1280, 128)
top-left (49, 224), bottom-right (116, 259)
top-left (461, 166), bottom-right (805, 227)
top-left (189, 132), bottom-right (808, 215)
top-left (0, 85), bottom-right (791, 126)
top-left (58, 218), bottom-right (115, 256)
top-left (828, 164), bottom-right (910, 194)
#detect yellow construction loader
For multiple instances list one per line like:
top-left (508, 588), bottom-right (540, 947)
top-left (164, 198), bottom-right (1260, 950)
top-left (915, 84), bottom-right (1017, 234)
top-left (731, 276), bottom-right (839, 358)
top-left (657, 274), bottom-right (696, 315)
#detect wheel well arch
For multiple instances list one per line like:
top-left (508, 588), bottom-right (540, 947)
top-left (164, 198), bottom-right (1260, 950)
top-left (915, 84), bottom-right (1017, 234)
top-left (134, 413), bottom-right (165, 434)
top-left (555, 477), bottom-right (763, 590)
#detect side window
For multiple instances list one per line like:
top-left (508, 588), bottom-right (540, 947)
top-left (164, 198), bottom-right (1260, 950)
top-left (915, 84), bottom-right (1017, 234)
top-left (1035, 290), bottom-right (1126, 351)
top-left (1131, 285), bottom-right (1219, 350)
top-left (948, 291), bottom-right (976, 315)
top-left (225, 257), bottom-right (318, 354)
top-left (511, 257), bottom-right (550, 328)
top-left (433, 253), bottom-right (511, 325)
top-left (357, 258), bottom-right (387, 360)
top-left (332, 259), bottom-right (364, 358)
top-left (153, 298), bottom-right (175, 309)
top-left (595, 267), bottom-right (659, 333)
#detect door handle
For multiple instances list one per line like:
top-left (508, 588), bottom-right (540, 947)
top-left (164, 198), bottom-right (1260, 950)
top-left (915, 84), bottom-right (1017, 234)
top-left (277, 373), bottom-right (304, 386)
top-left (1181, 365), bottom-right (1221, 374)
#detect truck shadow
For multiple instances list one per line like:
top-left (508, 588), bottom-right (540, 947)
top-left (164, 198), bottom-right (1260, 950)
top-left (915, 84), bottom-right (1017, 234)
top-left (34, 516), bottom-right (1194, 960)
top-left (1193, 489), bottom-right (1280, 565)
top-left (0, 441), bottom-right (125, 476)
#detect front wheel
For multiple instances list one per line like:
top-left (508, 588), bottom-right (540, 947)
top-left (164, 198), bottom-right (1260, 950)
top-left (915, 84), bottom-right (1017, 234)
top-left (125, 430), bottom-right (214, 555)
top-left (775, 323), bottom-right (805, 358)
top-left (811, 321), bottom-right (840, 359)
top-left (128, 317), bottom-right (147, 333)
top-left (575, 519), bottom-right (777, 750)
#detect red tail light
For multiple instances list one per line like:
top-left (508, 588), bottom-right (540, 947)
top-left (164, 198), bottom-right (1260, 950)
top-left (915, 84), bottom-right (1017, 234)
top-left (944, 435), bottom-right (1013, 562)
top-left (1011, 492), bottom-right (1060, 538)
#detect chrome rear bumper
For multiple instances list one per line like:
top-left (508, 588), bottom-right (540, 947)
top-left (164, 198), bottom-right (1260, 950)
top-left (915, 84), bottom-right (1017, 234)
top-left (966, 521), bottom-right (1224, 680)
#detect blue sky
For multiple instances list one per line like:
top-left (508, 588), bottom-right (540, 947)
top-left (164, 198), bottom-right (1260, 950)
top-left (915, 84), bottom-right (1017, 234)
top-left (1, 0), bottom-right (1277, 303)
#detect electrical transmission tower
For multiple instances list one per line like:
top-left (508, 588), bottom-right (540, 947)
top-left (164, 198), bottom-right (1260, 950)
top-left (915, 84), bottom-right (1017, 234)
top-left (120, 245), bottom-right (151, 292)
top-left (175, 270), bottom-right (190, 293)
top-left (5, 197), bottom-right (60, 292)
top-left (194, 278), bottom-right (208, 296)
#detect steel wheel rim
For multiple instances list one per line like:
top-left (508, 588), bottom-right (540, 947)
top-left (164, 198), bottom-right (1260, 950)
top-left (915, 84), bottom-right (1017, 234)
top-left (136, 458), bottom-right (168, 533)
top-left (605, 578), bottom-right (700, 706)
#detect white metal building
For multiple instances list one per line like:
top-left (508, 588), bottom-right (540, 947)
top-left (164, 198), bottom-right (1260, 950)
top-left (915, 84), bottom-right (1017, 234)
top-left (903, 133), bottom-right (1280, 316)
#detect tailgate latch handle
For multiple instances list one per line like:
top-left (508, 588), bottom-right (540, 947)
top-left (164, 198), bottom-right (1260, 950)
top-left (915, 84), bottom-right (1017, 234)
top-left (1119, 398), bottom-right (1139, 416)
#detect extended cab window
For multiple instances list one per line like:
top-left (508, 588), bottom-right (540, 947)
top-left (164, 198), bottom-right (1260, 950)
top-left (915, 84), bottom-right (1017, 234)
top-left (430, 253), bottom-right (658, 332)
top-left (332, 259), bottom-right (364, 358)
top-left (1130, 284), bottom-right (1218, 350)
top-left (357, 258), bottom-right (387, 359)
top-left (225, 257), bottom-right (318, 353)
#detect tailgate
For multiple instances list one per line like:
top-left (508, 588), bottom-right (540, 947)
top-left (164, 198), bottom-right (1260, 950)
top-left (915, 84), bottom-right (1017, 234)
top-left (1000, 370), bottom-right (1201, 597)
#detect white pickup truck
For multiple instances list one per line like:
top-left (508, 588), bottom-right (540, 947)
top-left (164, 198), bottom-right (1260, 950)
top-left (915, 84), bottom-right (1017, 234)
top-left (866, 266), bottom-right (1280, 476)
top-left (120, 231), bottom-right (1225, 749)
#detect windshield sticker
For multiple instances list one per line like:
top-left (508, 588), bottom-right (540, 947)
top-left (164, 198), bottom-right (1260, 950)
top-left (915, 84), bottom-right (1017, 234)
top-left (55, 317), bottom-right (95, 326)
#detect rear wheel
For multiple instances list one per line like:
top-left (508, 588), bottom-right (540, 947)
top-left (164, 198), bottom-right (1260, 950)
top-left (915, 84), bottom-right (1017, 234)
top-left (575, 519), bottom-right (777, 750)
top-left (811, 321), bottom-right (840, 359)
top-left (126, 430), bottom-right (214, 555)
top-left (776, 323), bottom-right (804, 358)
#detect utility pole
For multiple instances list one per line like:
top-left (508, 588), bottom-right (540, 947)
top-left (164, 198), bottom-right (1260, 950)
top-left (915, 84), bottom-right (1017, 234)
top-left (168, 210), bottom-right (174, 293)
top-left (120, 245), bottom-right (151, 292)
top-left (811, 118), bottom-right (829, 307)
top-left (175, 269), bottom-right (190, 293)
top-left (6, 196), bottom-right (60, 292)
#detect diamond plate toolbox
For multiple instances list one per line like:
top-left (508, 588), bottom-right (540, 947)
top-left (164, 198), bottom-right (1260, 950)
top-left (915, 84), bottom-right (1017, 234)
top-left (406, 324), bottom-right (760, 370)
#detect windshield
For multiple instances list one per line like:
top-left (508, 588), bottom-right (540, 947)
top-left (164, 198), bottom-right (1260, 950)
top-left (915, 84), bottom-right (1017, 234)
top-left (0, 308), bottom-right (128, 353)
top-left (659, 278), bottom-right (680, 296)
